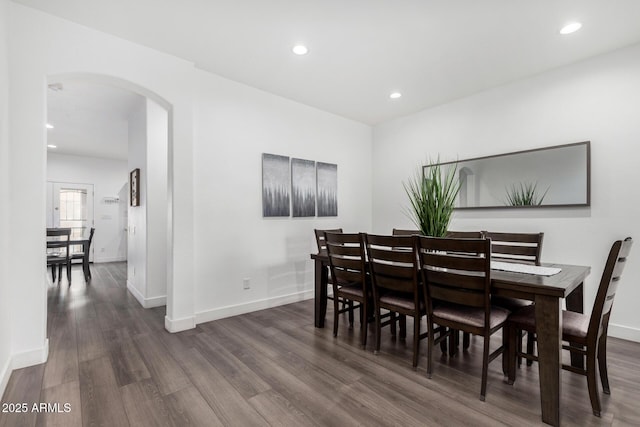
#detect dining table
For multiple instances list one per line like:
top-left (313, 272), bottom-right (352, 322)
top-left (311, 251), bottom-right (590, 427)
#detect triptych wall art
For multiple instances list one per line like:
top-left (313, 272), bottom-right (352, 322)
top-left (262, 153), bottom-right (337, 218)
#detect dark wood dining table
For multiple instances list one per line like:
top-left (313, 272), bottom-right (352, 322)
top-left (311, 251), bottom-right (590, 426)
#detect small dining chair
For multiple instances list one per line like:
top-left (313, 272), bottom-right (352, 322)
top-left (506, 237), bottom-right (633, 417)
top-left (365, 234), bottom-right (432, 368)
top-left (417, 235), bottom-right (508, 401)
top-left (484, 231), bottom-right (544, 364)
top-left (46, 228), bottom-right (72, 285)
top-left (70, 227), bottom-right (95, 282)
top-left (325, 232), bottom-right (370, 347)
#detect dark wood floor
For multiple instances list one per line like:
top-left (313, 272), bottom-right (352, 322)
top-left (1, 262), bottom-right (639, 426)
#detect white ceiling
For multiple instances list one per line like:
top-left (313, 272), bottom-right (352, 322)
top-left (25, 0), bottom-right (640, 158)
top-left (47, 80), bottom-right (143, 160)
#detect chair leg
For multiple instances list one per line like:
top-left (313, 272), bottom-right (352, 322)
top-left (51, 265), bottom-right (56, 283)
top-left (390, 311), bottom-right (397, 337)
top-left (361, 300), bottom-right (368, 348)
top-left (507, 324), bottom-right (518, 385)
top-left (449, 330), bottom-right (458, 356)
top-left (586, 350), bottom-right (602, 417)
top-left (426, 322), bottom-right (434, 378)
top-left (526, 332), bottom-right (535, 366)
top-left (480, 335), bottom-right (490, 401)
top-left (399, 314), bottom-right (407, 339)
top-left (412, 315), bottom-right (420, 369)
top-left (66, 262), bottom-right (71, 285)
top-left (333, 292), bottom-right (340, 338)
top-left (348, 300), bottom-right (354, 327)
top-left (375, 307), bottom-right (382, 354)
top-left (598, 333), bottom-right (611, 394)
top-left (463, 332), bottom-right (470, 350)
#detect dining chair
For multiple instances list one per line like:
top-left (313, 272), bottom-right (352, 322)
top-left (484, 231), bottom-right (544, 363)
top-left (364, 234), bottom-right (434, 368)
top-left (70, 227), bottom-right (95, 282)
top-left (417, 235), bottom-right (509, 400)
top-left (46, 228), bottom-right (72, 285)
top-left (445, 230), bottom-right (484, 352)
top-left (506, 237), bottom-right (633, 417)
top-left (325, 232), bottom-right (370, 347)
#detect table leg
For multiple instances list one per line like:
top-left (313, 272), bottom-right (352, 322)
top-left (535, 295), bottom-right (562, 426)
top-left (314, 258), bottom-right (328, 328)
top-left (566, 282), bottom-right (585, 369)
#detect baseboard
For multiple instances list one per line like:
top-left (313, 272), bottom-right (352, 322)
top-left (94, 256), bottom-right (126, 263)
top-left (164, 315), bottom-right (196, 333)
top-left (126, 280), bottom-right (166, 308)
top-left (0, 355), bottom-right (11, 399)
top-left (195, 289), bottom-right (314, 325)
top-left (12, 338), bottom-right (49, 370)
top-left (609, 323), bottom-right (640, 343)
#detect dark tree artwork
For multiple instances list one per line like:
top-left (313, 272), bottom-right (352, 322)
top-left (317, 162), bottom-right (337, 216)
top-left (292, 158), bottom-right (316, 217)
top-left (262, 153), bottom-right (290, 217)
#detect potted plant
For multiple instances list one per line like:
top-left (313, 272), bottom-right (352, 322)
top-left (403, 159), bottom-right (460, 237)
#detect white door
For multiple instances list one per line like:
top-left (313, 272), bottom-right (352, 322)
top-left (47, 182), bottom-right (95, 260)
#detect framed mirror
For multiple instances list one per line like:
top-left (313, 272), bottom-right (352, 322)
top-left (425, 141), bottom-right (590, 209)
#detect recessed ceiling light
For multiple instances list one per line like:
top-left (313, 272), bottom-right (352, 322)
top-left (389, 92), bottom-right (402, 99)
top-left (560, 22), bottom-right (582, 35)
top-left (292, 45), bottom-right (308, 55)
top-left (47, 144), bottom-right (57, 149)
top-left (46, 123), bottom-right (54, 129)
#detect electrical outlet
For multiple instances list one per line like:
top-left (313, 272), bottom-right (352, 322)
top-left (132, 267), bottom-right (136, 276)
top-left (243, 278), bottom-right (250, 290)
top-left (101, 248), bottom-right (105, 252)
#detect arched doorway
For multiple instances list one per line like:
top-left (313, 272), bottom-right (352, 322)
top-left (46, 73), bottom-right (173, 327)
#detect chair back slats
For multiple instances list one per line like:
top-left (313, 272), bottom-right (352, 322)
top-left (422, 251), bottom-right (487, 272)
top-left (483, 231), bottom-right (544, 265)
top-left (426, 269), bottom-right (487, 292)
top-left (417, 236), bottom-right (491, 312)
top-left (429, 284), bottom-right (486, 308)
top-left (365, 234), bottom-right (418, 296)
top-left (315, 228), bottom-right (343, 253)
top-left (325, 232), bottom-right (366, 287)
top-left (490, 244), bottom-right (539, 258)
top-left (589, 237), bottom-right (633, 339)
top-left (446, 231), bottom-right (483, 239)
top-left (392, 228), bottom-right (421, 236)
top-left (368, 246), bottom-right (413, 264)
top-left (46, 228), bottom-right (71, 250)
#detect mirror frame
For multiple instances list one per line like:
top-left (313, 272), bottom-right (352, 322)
top-left (424, 141), bottom-right (591, 210)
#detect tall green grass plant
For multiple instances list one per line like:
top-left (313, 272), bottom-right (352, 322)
top-left (403, 160), bottom-right (460, 237)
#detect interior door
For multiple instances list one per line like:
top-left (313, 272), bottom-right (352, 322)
top-left (47, 182), bottom-right (95, 260)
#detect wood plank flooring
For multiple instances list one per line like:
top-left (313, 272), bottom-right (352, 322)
top-left (1, 262), bottom-right (639, 426)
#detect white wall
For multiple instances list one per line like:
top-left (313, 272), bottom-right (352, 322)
top-left (192, 70), bottom-right (372, 322)
top-left (127, 98), bottom-right (148, 303)
top-left (8, 3), bottom-right (372, 344)
top-left (0, 0), bottom-right (12, 398)
top-left (47, 152), bottom-right (128, 262)
top-left (8, 2), bottom-right (197, 356)
top-left (126, 97), bottom-right (169, 308)
top-left (373, 43), bottom-right (640, 342)
top-left (145, 99), bottom-right (168, 303)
